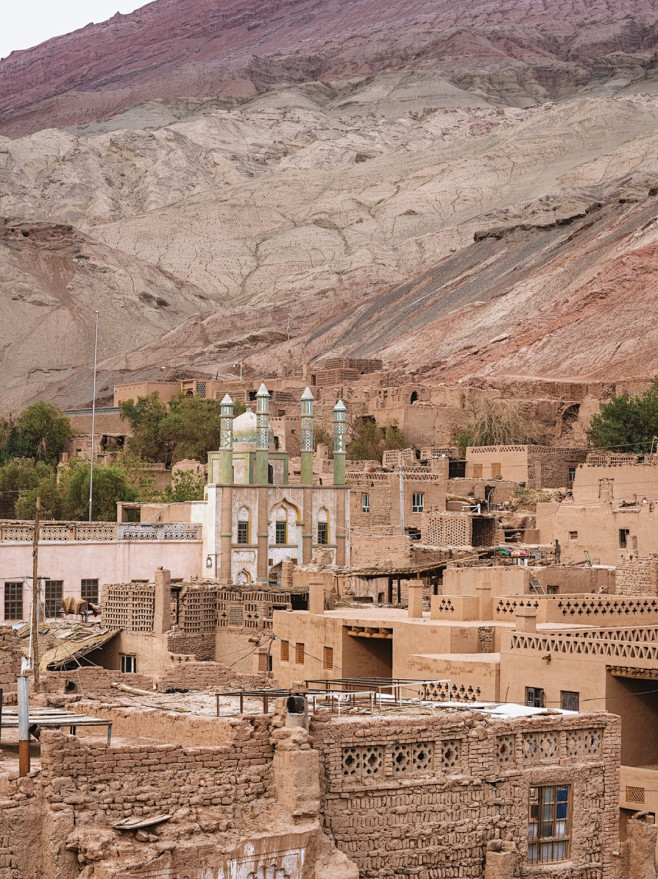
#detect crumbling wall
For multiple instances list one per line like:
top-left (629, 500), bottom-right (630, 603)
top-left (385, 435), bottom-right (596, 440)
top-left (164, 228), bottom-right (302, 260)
top-left (311, 711), bottom-right (620, 879)
top-left (350, 534), bottom-right (412, 568)
top-left (39, 716), bottom-right (274, 824)
top-left (616, 554), bottom-right (658, 596)
top-left (0, 625), bottom-right (21, 693)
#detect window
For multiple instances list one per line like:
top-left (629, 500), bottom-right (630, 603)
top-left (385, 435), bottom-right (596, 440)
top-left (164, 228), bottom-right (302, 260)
top-left (323, 646), bottom-right (334, 670)
top-left (619, 528), bottom-right (630, 549)
top-left (275, 521), bottom-right (287, 544)
top-left (491, 463), bottom-right (502, 478)
top-left (528, 785), bottom-right (570, 863)
top-left (280, 640), bottom-right (289, 662)
top-left (295, 642), bottom-right (305, 664)
top-left (547, 585), bottom-right (559, 595)
top-left (120, 654), bottom-right (136, 673)
top-left (4, 582), bottom-right (23, 620)
top-left (362, 493), bottom-right (370, 513)
top-left (526, 686), bottom-right (545, 708)
top-left (81, 579), bottom-right (98, 604)
top-left (568, 467), bottom-right (576, 482)
top-left (45, 580), bottom-right (63, 618)
top-left (237, 521), bottom-right (249, 544)
top-left (569, 531), bottom-right (578, 540)
top-left (318, 522), bottom-right (328, 545)
top-left (472, 464), bottom-right (482, 478)
top-left (412, 492), bottom-right (425, 513)
top-left (561, 691), bottom-right (579, 711)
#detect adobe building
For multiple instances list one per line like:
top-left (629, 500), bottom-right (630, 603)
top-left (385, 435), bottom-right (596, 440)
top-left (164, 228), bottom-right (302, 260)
top-left (466, 444), bottom-right (588, 488)
top-left (537, 453), bottom-right (658, 564)
top-left (0, 676), bottom-right (636, 879)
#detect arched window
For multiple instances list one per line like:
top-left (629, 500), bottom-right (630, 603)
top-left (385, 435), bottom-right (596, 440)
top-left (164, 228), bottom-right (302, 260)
top-left (268, 463), bottom-right (274, 484)
top-left (410, 391), bottom-right (418, 404)
top-left (236, 569), bottom-right (252, 585)
top-left (237, 506), bottom-right (251, 544)
top-left (317, 507), bottom-right (329, 545)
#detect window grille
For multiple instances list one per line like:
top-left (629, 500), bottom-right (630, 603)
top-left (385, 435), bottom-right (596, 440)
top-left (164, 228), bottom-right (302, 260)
top-left (237, 521), bottom-right (249, 544)
top-left (275, 521), bottom-right (287, 544)
top-left (4, 582), bottom-right (23, 620)
top-left (526, 686), bottom-right (545, 708)
top-left (295, 642), bottom-right (305, 664)
top-left (280, 640), bottom-right (289, 662)
top-left (560, 691), bottom-right (579, 711)
top-left (412, 492), bottom-right (424, 513)
top-left (45, 580), bottom-right (63, 618)
top-left (323, 646), bottom-right (334, 669)
top-left (318, 522), bottom-right (328, 545)
top-left (81, 579), bottom-right (99, 604)
top-left (362, 493), bottom-right (370, 513)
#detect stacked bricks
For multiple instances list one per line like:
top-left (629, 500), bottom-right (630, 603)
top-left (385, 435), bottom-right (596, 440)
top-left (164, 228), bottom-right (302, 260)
top-left (178, 585), bottom-right (219, 633)
top-left (102, 582), bottom-right (155, 632)
top-left (217, 588), bottom-right (293, 631)
top-left (310, 710), bottom-right (620, 879)
top-left (422, 513), bottom-right (472, 546)
top-left (0, 626), bottom-right (20, 693)
top-left (616, 554), bottom-right (658, 596)
top-left (38, 713), bottom-right (274, 824)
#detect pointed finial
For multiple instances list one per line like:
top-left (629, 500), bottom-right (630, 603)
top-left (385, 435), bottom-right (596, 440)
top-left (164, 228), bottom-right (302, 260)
top-left (220, 393), bottom-right (233, 405)
top-left (301, 386), bottom-right (314, 401)
top-left (256, 383), bottom-right (270, 397)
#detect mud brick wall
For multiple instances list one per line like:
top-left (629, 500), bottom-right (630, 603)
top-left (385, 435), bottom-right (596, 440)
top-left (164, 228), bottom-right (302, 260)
top-left (310, 711), bottom-right (620, 879)
top-left (102, 582), bottom-right (155, 632)
top-left (348, 476), bottom-right (393, 527)
top-left (41, 667), bottom-right (155, 696)
top-left (616, 554), bottom-right (658, 596)
top-left (167, 631), bottom-right (215, 660)
top-left (350, 534), bottom-right (412, 568)
top-left (157, 661), bottom-right (270, 691)
top-left (38, 714), bottom-right (274, 824)
top-left (0, 626), bottom-right (21, 693)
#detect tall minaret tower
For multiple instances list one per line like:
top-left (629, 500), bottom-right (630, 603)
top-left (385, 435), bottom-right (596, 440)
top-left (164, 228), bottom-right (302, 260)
top-left (301, 387), bottom-right (314, 486)
top-left (219, 394), bottom-right (234, 484)
top-left (255, 383), bottom-right (270, 484)
top-left (333, 399), bottom-right (346, 485)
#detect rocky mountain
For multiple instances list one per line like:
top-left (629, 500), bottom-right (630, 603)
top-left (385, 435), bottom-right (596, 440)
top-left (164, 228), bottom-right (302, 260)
top-left (2, 0), bottom-right (658, 410)
top-left (2, 0), bottom-right (658, 137)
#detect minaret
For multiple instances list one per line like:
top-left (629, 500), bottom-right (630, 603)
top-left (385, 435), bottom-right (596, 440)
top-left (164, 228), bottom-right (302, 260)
top-left (301, 387), bottom-right (314, 485)
top-left (255, 383), bottom-right (270, 484)
top-left (219, 394), bottom-right (234, 484)
top-left (333, 399), bottom-right (346, 485)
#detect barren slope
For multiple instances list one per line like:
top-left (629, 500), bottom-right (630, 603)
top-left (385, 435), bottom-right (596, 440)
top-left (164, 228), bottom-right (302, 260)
top-left (1, 0), bottom-right (658, 136)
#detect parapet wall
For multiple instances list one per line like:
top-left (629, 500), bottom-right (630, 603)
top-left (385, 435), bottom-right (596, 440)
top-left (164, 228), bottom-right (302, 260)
top-left (616, 554), bottom-right (658, 596)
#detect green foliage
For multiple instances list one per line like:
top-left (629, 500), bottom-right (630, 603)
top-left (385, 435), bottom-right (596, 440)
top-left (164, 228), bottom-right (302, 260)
top-left (161, 468), bottom-right (206, 502)
top-left (0, 402), bottom-right (71, 464)
top-left (314, 426), bottom-right (334, 458)
top-left (588, 379), bottom-right (658, 451)
top-left (347, 420), bottom-right (410, 461)
top-left (120, 393), bottom-right (171, 463)
top-left (121, 392), bottom-right (236, 465)
top-left (0, 459), bottom-right (57, 518)
top-left (59, 460), bottom-right (137, 521)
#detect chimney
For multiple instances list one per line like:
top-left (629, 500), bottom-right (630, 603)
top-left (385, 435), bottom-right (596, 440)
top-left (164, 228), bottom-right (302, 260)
top-left (153, 567), bottom-right (171, 634)
top-left (515, 606), bottom-right (537, 634)
top-left (308, 578), bottom-right (325, 615)
top-left (407, 581), bottom-right (424, 618)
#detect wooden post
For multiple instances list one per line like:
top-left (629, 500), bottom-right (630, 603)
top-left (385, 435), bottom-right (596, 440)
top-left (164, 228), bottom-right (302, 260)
top-left (32, 497), bottom-right (41, 692)
top-left (18, 675), bottom-right (30, 777)
top-left (239, 693), bottom-right (244, 715)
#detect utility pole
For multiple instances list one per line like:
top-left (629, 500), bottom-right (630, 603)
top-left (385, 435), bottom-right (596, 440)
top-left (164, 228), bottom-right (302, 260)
top-left (31, 497), bottom-right (41, 692)
top-left (398, 465), bottom-right (405, 535)
top-left (88, 310), bottom-right (99, 522)
top-left (287, 312), bottom-right (291, 341)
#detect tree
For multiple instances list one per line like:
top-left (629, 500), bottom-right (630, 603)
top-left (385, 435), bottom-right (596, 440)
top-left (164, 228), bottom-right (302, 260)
top-left (159, 395), bottom-right (222, 463)
top-left (161, 468), bottom-right (206, 502)
top-left (15, 472), bottom-right (62, 520)
top-left (60, 460), bottom-right (136, 521)
top-left (0, 402), bottom-right (71, 464)
top-left (120, 393), bottom-right (171, 463)
top-left (588, 379), bottom-right (658, 451)
top-left (0, 459), bottom-right (57, 518)
top-left (347, 420), bottom-right (410, 461)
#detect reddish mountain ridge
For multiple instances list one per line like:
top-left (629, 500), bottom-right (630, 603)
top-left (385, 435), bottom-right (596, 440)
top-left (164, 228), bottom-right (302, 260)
top-left (1, 0), bottom-right (658, 136)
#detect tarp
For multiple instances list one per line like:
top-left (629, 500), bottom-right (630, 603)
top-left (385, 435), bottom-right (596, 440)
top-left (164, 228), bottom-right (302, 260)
top-left (16, 620), bottom-right (120, 670)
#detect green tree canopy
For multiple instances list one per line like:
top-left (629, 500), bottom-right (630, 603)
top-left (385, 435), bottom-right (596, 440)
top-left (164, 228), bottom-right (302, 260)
top-left (120, 393), bottom-right (171, 463)
top-left (0, 459), bottom-right (56, 518)
top-left (0, 402), bottom-right (71, 464)
top-left (347, 420), bottom-right (410, 461)
top-left (59, 460), bottom-right (137, 521)
top-left (588, 379), bottom-right (658, 451)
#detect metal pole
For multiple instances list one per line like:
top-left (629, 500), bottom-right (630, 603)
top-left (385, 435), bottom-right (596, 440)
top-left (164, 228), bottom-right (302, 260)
top-left (18, 675), bottom-right (30, 776)
top-left (88, 310), bottom-right (99, 522)
top-left (31, 497), bottom-right (41, 692)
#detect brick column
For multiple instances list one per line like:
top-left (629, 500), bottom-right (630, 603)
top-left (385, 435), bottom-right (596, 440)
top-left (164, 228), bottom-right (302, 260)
top-left (153, 567), bottom-right (171, 634)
